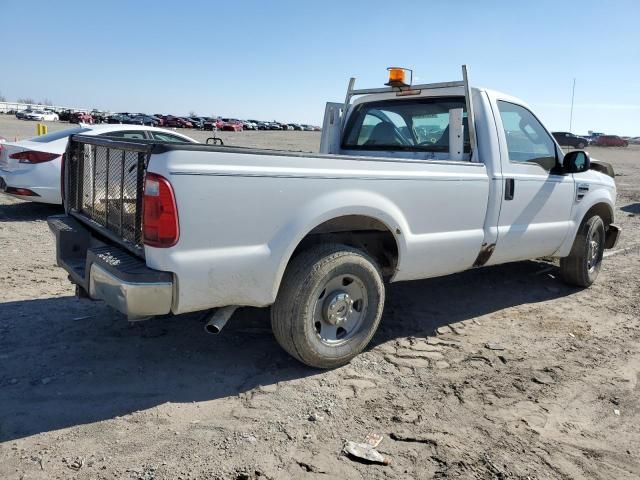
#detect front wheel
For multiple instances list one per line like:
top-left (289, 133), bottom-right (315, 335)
top-left (271, 244), bottom-right (385, 368)
top-left (578, 142), bottom-right (586, 149)
top-left (560, 215), bottom-right (605, 287)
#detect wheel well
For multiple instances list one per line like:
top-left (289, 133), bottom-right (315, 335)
top-left (584, 203), bottom-right (613, 228)
top-left (291, 215), bottom-right (400, 277)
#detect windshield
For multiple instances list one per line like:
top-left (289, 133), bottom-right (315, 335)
top-left (342, 97), bottom-right (469, 152)
top-left (29, 126), bottom-right (91, 143)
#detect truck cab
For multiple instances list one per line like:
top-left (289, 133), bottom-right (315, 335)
top-left (319, 68), bottom-right (618, 268)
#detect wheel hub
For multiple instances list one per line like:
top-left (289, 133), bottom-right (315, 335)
top-left (324, 292), bottom-right (354, 326)
top-left (588, 239), bottom-right (599, 268)
top-left (313, 273), bottom-right (368, 345)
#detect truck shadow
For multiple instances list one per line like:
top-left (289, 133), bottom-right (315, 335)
top-left (621, 202), bottom-right (640, 215)
top-left (0, 260), bottom-right (572, 442)
top-left (372, 260), bottom-right (571, 346)
top-left (0, 200), bottom-right (63, 222)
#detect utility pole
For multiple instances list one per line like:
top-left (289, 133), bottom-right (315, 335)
top-left (569, 78), bottom-right (576, 132)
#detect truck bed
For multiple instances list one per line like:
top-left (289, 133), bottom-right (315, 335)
top-left (64, 135), bottom-right (490, 313)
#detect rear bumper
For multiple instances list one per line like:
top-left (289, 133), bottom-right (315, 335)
top-left (89, 263), bottom-right (173, 319)
top-left (48, 214), bottom-right (173, 319)
top-left (605, 223), bottom-right (621, 249)
top-left (0, 168), bottom-right (62, 204)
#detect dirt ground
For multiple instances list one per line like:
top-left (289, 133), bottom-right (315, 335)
top-left (1, 116), bottom-right (639, 479)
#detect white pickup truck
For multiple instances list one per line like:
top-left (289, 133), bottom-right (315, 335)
top-left (49, 66), bottom-right (620, 368)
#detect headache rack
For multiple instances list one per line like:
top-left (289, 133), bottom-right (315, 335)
top-left (64, 135), bottom-right (155, 255)
top-left (338, 64), bottom-right (478, 161)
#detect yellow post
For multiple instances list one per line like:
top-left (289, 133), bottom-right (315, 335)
top-left (36, 123), bottom-right (48, 135)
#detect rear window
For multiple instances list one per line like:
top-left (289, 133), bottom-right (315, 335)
top-left (30, 127), bottom-right (91, 143)
top-left (150, 132), bottom-right (193, 143)
top-left (342, 97), bottom-right (469, 153)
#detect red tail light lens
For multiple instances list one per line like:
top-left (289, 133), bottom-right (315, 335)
top-left (6, 187), bottom-right (39, 197)
top-left (143, 172), bottom-right (179, 247)
top-left (9, 151), bottom-right (60, 164)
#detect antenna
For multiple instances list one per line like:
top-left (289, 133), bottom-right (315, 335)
top-left (569, 78), bottom-right (576, 132)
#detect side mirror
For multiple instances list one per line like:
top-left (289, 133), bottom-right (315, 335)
top-left (563, 150), bottom-right (590, 174)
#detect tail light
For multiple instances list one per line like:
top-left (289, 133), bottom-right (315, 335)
top-left (143, 172), bottom-right (179, 247)
top-left (6, 187), bottom-right (39, 197)
top-left (9, 151), bottom-right (60, 164)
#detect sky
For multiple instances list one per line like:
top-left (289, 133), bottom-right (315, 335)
top-left (1, 0), bottom-right (639, 135)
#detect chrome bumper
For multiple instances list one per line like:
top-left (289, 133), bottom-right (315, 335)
top-left (48, 214), bottom-right (174, 320)
top-left (89, 264), bottom-right (173, 319)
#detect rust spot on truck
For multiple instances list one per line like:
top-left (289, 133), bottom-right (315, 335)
top-left (473, 243), bottom-right (495, 267)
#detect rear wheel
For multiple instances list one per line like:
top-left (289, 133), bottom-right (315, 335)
top-left (271, 244), bottom-right (385, 368)
top-left (560, 215), bottom-right (605, 287)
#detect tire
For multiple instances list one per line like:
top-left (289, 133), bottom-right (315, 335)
top-left (560, 215), bottom-right (605, 287)
top-left (271, 244), bottom-right (385, 368)
top-left (578, 142), bottom-right (585, 149)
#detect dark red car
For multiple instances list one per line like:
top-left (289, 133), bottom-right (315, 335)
top-left (220, 118), bottom-right (243, 132)
top-left (164, 116), bottom-right (193, 128)
top-left (595, 135), bottom-right (628, 147)
top-left (70, 112), bottom-right (94, 124)
top-left (204, 118), bottom-right (224, 131)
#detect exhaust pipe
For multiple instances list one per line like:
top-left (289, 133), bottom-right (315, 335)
top-left (204, 306), bottom-right (238, 334)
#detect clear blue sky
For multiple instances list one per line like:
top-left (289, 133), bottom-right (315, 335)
top-left (1, 0), bottom-right (638, 134)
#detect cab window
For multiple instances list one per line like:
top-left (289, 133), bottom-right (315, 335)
top-left (497, 101), bottom-right (557, 171)
top-left (342, 97), bottom-right (470, 154)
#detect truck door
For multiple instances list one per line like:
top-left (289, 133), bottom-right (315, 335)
top-left (488, 100), bottom-right (574, 265)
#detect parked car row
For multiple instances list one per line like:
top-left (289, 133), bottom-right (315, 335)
top-left (13, 108), bottom-right (321, 132)
top-left (552, 131), bottom-right (630, 148)
top-left (15, 109), bottom-right (60, 121)
top-left (244, 120), bottom-right (320, 131)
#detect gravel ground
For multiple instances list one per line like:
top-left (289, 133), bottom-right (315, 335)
top-left (1, 116), bottom-right (639, 479)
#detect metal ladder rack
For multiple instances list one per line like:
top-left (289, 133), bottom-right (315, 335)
top-left (342, 65), bottom-right (478, 162)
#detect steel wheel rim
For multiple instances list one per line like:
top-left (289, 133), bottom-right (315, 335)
top-left (587, 228), bottom-right (602, 272)
top-left (312, 273), bottom-right (368, 346)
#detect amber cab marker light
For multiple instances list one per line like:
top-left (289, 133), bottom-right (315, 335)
top-left (385, 67), bottom-right (412, 88)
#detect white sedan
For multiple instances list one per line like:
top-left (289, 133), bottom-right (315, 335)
top-left (0, 124), bottom-right (197, 204)
top-left (24, 110), bottom-right (59, 121)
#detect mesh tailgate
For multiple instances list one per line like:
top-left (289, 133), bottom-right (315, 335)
top-left (66, 136), bottom-right (152, 252)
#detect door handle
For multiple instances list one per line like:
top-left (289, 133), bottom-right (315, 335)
top-left (505, 178), bottom-right (515, 200)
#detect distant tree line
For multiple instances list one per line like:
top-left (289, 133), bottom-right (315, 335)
top-left (1, 95), bottom-right (54, 105)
